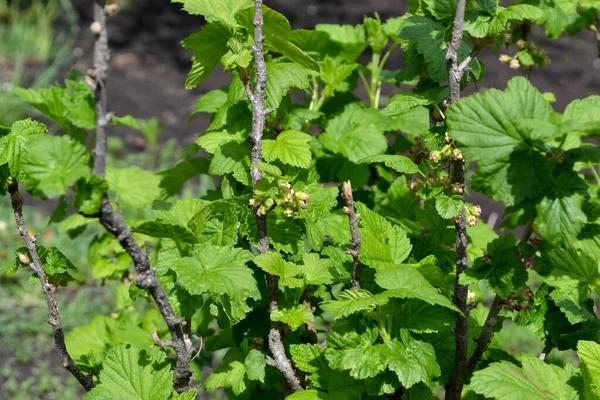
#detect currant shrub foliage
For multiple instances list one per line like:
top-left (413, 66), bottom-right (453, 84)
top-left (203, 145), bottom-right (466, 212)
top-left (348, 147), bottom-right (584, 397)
top-left (2, 0), bottom-right (600, 398)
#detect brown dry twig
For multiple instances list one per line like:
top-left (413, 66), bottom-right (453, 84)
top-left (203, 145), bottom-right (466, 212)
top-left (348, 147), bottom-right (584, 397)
top-left (8, 181), bottom-right (95, 392)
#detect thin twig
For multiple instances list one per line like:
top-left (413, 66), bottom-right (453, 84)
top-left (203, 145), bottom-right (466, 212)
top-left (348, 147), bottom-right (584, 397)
top-left (8, 182), bottom-right (95, 391)
top-left (244, 0), bottom-right (303, 393)
top-left (90, 1), bottom-right (193, 391)
top-left (301, 287), bottom-right (319, 344)
top-left (341, 181), bottom-right (362, 289)
top-left (465, 295), bottom-right (503, 374)
top-left (444, 2), bottom-right (471, 399)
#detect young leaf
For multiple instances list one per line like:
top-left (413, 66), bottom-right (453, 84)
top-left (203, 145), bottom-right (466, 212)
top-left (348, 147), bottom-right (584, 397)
top-left (173, 0), bottom-right (252, 28)
top-left (21, 135), bottom-right (89, 198)
top-left (387, 330), bottom-right (441, 388)
top-left (315, 24), bottom-right (367, 62)
top-left (271, 304), bottom-right (314, 330)
top-left (171, 245), bottom-right (256, 300)
top-left (181, 22), bottom-right (231, 89)
top-left (244, 349), bottom-right (266, 383)
top-left (253, 251), bottom-right (304, 288)
top-left (578, 341), bottom-right (600, 398)
top-left (84, 344), bottom-right (174, 400)
top-left (470, 353), bottom-right (579, 400)
top-left (263, 130), bottom-right (312, 168)
top-left (106, 166), bottom-right (162, 209)
top-left (0, 119), bottom-right (47, 180)
top-left (204, 348), bottom-right (248, 395)
top-left (356, 202), bottom-right (412, 269)
top-left (321, 289), bottom-right (388, 318)
top-left (301, 253), bottom-right (335, 285)
top-left (435, 194), bottom-right (464, 219)
top-left (357, 154), bottom-right (419, 174)
top-left (265, 62), bottom-right (310, 110)
top-left (74, 174), bottom-right (109, 214)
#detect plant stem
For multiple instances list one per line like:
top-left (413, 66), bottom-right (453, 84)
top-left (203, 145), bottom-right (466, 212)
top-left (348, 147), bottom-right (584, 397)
top-left (245, 1), bottom-right (303, 393)
top-left (341, 180), bottom-right (363, 289)
top-left (539, 338), bottom-right (554, 361)
top-left (444, 1), bottom-right (471, 399)
top-left (91, 1), bottom-right (194, 391)
top-left (8, 181), bottom-right (95, 392)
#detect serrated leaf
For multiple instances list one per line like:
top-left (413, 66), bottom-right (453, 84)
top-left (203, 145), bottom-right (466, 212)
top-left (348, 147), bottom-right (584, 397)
top-left (319, 56), bottom-right (358, 98)
top-left (173, 0), bottom-right (251, 28)
top-left (286, 390), bottom-right (330, 400)
top-left (0, 119), bottom-right (47, 180)
top-left (263, 130), bottom-right (312, 168)
top-left (547, 248), bottom-right (600, 289)
top-left (84, 344), bottom-right (174, 400)
top-left (435, 194), bottom-right (464, 219)
top-left (464, 234), bottom-right (527, 298)
top-left (320, 108), bottom-right (388, 163)
top-left (321, 288), bottom-right (388, 318)
top-left (265, 62), bottom-right (310, 110)
top-left (244, 349), bottom-right (266, 383)
top-left (295, 181), bottom-right (338, 251)
top-left (62, 78), bottom-right (96, 129)
top-left (315, 24), bottom-right (367, 62)
top-left (470, 353), bottom-right (579, 400)
top-left (74, 174), bottom-right (108, 214)
top-left (397, 299), bottom-right (455, 333)
top-left (156, 158), bottom-right (210, 197)
top-left (253, 251), bottom-right (304, 288)
top-left (446, 77), bottom-right (555, 206)
top-left (356, 202), bottom-right (412, 269)
top-left (357, 154), bottom-right (419, 174)
top-left (12, 85), bottom-right (69, 127)
top-left (578, 340), bottom-right (600, 398)
top-left (364, 15), bottom-right (388, 54)
top-left (106, 166), bottom-right (161, 209)
top-left (382, 90), bottom-right (435, 117)
top-left (423, 0), bottom-right (457, 20)
top-left (204, 348), bottom-right (248, 395)
top-left (271, 304), bottom-right (314, 330)
top-left (181, 22), bottom-right (231, 89)
top-left (210, 141), bottom-right (251, 185)
top-left (301, 253), bottom-right (334, 285)
top-left (376, 266), bottom-right (458, 312)
top-left (398, 16), bottom-right (473, 82)
top-left (22, 135), bottom-right (89, 198)
top-left (189, 88), bottom-right (228, 122)
top-left (387, 330), bottom-right (441, 388)
top-left (171, 245), bottom-right (256, 300)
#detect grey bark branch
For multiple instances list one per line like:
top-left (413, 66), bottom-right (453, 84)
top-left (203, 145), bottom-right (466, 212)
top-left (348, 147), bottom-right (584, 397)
top-left (8, 182), bottom-right (95, 392)
top-left (445, 1), bottom-right (471, 399)
top-left (341, 181), bottom-right (363, 289)
top-left (244, 1), bottom-right (303, 393)
top-left (91, 1), bottom-right (193, 391)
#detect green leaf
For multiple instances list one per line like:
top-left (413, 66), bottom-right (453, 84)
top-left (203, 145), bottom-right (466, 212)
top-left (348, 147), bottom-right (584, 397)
top-left (295, 181), bottom-right (338, 251)
top-left (315, 24), bottom-right (367, 62)
top-left (271, 304), bottom-right (314, 330)
top-left (22, 135), bottom-right (89, 198)
top-left (173, 0), bottom-right (251, 28)
top-left (356, 202), bottom-right (412, 269)
top-left (375, 266), bottom-right (459, 312)
top-left (244, 349), bottom-right (266, 383)
top-left (171, 245), bottom-right (256, 301)
top-left (500, 4), bottom-right (544, 24)
top-left (236, 6), bottom-right (318, 71)
top-left (321, 289), bottom-right (389, 318)
top-left (156, 158), bottom-right (210, 197)
top-left (435, 194), bottom-right (464, 219)
top-left (578, 341), bottom-right (600, 398)
top-left (263, 130), bottom-right (312, 168)
top-left (364, 15), bottom-right (388, 54)
top-left (197, 130), bottom-right (243, 154)
top-left (470, 353), bottom-right (579, 400)
top-left (106, 166), bottom-right (162, 209)
top-left (319, 56), bottom-right (358, 98)
top-left (423, 0), bottom-right (457, 20)
top-left (301, 253), bottom-right (335, 285)
top-left (547, 248), bottom-right (600, 289)
top-left (253, 251), bottom-right (304, 288)
top-left (286, 390), bottom-right (330, 400)
top-left (12, 85), bottom-right (69, 127)
top-left (357, 154), bottom-right (419, 174)
top-left (265, 62), bottom-right (310, 110)
top-left (321, 108), bottom-right (393, 163)
top-left (84, 345), bottom-right (174, 400)
top-left (61, 78), bottom-right (96, 129)
top-left (397, 299), bottom-right (455, 333)
top-left (210, 141), bottom-right (251, 185)
top-left (464, 234), bottom-right (527, 298)
top-left (382, 90), bottom-right (436, 117)
top-left (189, 88), bottom-right (228, 122)
top-left (0, 119), bottom-right (47, 180)
top-left (398, 16), bottom-right (473, 82)
top-left (446, 77), bottom-right (555, 206)
top-left (181, 22), bottom-right (231, 89)
top-left (74, 175), bottom-right (108, 214)
top-left (387, 330), bottom-right (441, 388)
top-left (204, 348), bottom-right (248, 395)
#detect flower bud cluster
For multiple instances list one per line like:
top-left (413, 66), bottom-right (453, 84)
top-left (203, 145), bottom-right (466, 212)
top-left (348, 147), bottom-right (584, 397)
top-left (250, 181), bottom-right (310, 217)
